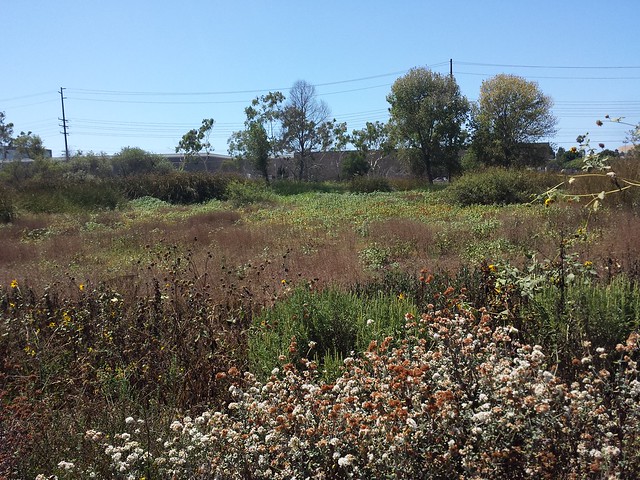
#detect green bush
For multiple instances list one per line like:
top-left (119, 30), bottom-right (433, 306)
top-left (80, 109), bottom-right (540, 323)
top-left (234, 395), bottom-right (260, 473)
top-left (248, 287), bottom-right (416, 380)
top-left (269, 179), bottom-right (344, 196)
top-left (15, 178), bottom-right (125, 213)
top-left (445, 168), bottom-right (557, 206)
top-left (0, 185), bottom-right (17, 222)
top-left (225, 180), bottom-right (276, 207)
top-left (349, 176), bottom-right (392, 193)
top-left (121, 171), bottom-right (235, 204)
top-left (526, 275), bottom-right (640, 355)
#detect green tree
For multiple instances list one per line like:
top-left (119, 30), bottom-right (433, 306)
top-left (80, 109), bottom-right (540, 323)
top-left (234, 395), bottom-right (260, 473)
top-left (228, 92), bottom-right (285, 182)
top-left (281, 80), bottom-right (335, 180)
top-left (13, 131), bottom-right (46, 159)
top-left (349, 121), bottom-right (391, 175)
top-left (176, 118), bottom-right (215, 171)
top-left (0, 111), bottom-right (14, 162)
top-left (111, 147), bottom-right (172, 177)
top-left (472, 74), bottom-right (557, 167)
top-left (341, 151), bottom-right (370, 178)
top-left (387, 68), bottom-right (469, 183)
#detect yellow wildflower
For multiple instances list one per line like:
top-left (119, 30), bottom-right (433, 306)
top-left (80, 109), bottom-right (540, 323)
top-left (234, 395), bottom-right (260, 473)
top-left (10, 279), bottom-right (18, 288)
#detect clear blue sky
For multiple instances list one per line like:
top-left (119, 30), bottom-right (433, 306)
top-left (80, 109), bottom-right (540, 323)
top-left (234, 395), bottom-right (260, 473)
top-left (2, 0), bottom-right (639, 157)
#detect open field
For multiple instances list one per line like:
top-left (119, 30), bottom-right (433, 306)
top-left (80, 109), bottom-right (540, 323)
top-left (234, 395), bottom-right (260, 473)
top-left (2, 172), bottom-right (640, 478)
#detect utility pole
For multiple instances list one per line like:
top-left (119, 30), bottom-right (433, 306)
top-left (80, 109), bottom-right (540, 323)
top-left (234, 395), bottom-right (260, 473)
top-left (59, 87), bottom-right (70, 161)
top-left (450, 59), bottom-right (453, 79)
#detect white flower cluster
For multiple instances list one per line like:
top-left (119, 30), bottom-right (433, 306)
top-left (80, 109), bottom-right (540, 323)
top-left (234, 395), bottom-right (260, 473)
top-left (43, 309), bottom-right (640, 479)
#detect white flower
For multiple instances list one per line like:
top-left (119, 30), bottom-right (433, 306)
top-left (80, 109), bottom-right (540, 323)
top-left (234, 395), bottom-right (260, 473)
top-left (125, 416), bottom-right (135, 425)
top-left (406, 417), bottom-right (418, 429)
top-left (472, 411), bottom-right (492, 423)
top-left (57, 460), bottom-right (75, 470)
top-left (169, 421), bottom-right (183, 432)
top-left (367, 318), bottom-right (374, 325)
top-left (337, 454), bottom-right (356, 467)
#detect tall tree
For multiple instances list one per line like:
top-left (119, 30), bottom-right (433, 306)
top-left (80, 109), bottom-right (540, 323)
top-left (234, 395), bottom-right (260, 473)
top-left (472, 74), bottom-right (557, 167)
top-left (280, 80), bottom-right (333, 180)
top-left (176, 118), bottom-right (215, 171)
top-left (228, 92), bottom-right (285, 181)
top-left (0, 111), bottom-right (14, 161)
top-left (387, 68), bottom-right (469, 182)
top-left (349, 121), bottom-right (391, 175)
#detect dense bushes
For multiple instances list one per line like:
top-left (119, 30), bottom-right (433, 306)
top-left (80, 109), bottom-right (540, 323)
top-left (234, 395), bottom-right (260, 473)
top-left (446, 168), bottom-right (558, 206)
top-left (120, 171), bottom-right (237, 204)
top-left (0, 185), bottom-right (16, 222)
top-left (15, 178), bottom-right (126, 213)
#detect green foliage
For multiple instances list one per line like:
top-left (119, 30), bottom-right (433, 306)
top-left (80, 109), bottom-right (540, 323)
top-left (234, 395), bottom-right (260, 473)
top-left (64, 151), bottom-right (114, 179)
top-left (387, 67), bottom-right (470, 182)
top-left (176, 119), bottom-right (215, 171)
top-left (341, 151), bottom-right (370, 178)
top-left (268, 179), bottom-right (345, 196)
top-left (229, 93), bottom-right (285, 182)
top-left (16, 178), bottom-right (125, 213)
top-left (526, 275), bottom-right (640, 355)
top-left (120, 171), bottom-right (234, 204)
top-left (12, 131), bottom-right (47, 160)
top-left (0, 111), bottom-right (14, 160)
top-left (472, 74), bottom-right (557, 167)
top-left (348, 176), bottom-right (392, 194)
top-left (111, 147), bottom-right (173, 177)
top-left (445, 168), bottom-right (556, 206)
top-left (248, 287), bottom-right (416, 380)
top-left (0, 184), bottom-right (16, 222)
top-left (225, 179), bottom-right (276, 207)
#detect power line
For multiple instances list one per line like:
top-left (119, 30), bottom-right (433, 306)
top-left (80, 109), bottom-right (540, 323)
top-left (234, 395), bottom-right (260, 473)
top-left (456, 61), bottom-right (640, 69)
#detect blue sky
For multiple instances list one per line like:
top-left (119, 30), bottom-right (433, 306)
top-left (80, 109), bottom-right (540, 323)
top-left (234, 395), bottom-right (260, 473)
top-left (2, 0), bottom-right (639, 157)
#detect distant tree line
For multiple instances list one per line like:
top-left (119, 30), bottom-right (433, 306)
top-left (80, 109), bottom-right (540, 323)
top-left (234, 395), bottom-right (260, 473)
top-left (2, 67), bottom-right (639, 184)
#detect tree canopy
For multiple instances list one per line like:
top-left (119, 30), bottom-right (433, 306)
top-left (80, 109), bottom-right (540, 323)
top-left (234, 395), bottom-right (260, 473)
top-left (228, 92), bottom-right (285, 182)
top-left (472, 74), bottom-right (557, 167)
top-left (0, 111), bottom-right (14, 161)
top-left (387, 67), bottom-right (469, 182)
top-left (176, 119), bottom-right (215, 171)
top-left (281, 80), bottom-right (335, 180)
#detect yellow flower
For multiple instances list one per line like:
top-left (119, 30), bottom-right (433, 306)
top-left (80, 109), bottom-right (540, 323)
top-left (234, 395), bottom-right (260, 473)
top-left (584, 261), bottom-right (593, 268)
top-left (398, 292), bottom-right (406, 300)
top-left (488, 264), bottom-right (497, 272)
top-left (544, 197), bottom-right (554, 207)
top-left (10, 279), bottom-right (18, 288)
top-left (78, 283), bottom-right (85, 291)
top-left (281, 279), bottom-right (287, 285)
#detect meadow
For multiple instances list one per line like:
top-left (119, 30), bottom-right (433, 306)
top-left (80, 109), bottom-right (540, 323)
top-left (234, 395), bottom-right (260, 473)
top-left (1, 164), bottom-right (640, 479)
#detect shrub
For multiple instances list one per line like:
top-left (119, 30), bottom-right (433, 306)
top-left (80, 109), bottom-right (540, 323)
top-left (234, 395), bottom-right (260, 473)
top-left (121, 171), bottom-right (235, 204)
top-left (349, 176), bottom-right (392, 193)
top-left (15, 178), bottom-right (125, 213)
top-left (0, 185), bottom-right (17, 222)
top-left (248, 287), bottom-right (415, 380)
top-left (47, 301), bottom-right (640, 479)
top-left (446, 168), bottom-right (557, 206)
top-left (269, 179), bottom-right (344, 196)
top-left (225, 180), bottom-right (276, 207)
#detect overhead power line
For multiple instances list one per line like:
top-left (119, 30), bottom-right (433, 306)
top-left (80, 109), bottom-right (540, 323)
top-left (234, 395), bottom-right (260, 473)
top-left (456, 61), bottom-right (640, 69)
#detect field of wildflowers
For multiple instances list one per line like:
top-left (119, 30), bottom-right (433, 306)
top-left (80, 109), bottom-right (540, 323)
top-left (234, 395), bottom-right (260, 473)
top-left (1, 159), bottom-right (640, 478)
top-left (38, 297), bottom-right (640, 479)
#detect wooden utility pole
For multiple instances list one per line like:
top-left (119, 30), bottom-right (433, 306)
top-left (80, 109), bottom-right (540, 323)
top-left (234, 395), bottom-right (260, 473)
top-left (450, 59), bottom-right (453, 78)
top-left (59, 87), bottom-right (69, 161)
